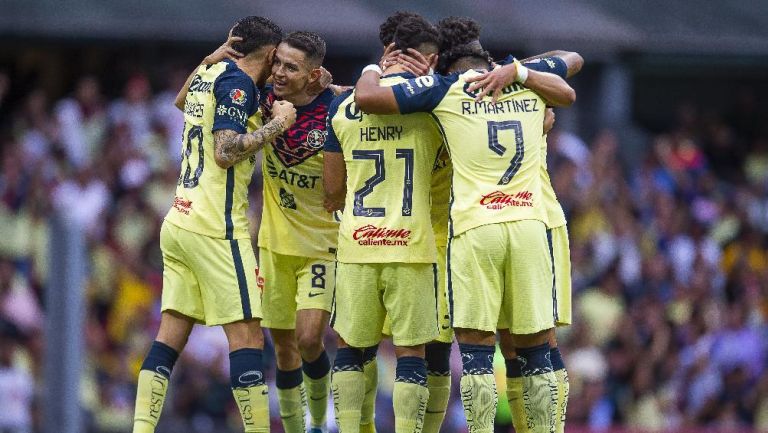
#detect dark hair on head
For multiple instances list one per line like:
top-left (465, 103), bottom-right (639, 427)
top-left (282, 31), bottom-right (326, 66)
top-left (436, 16), bottom-right (491, 73)
top-left (392, 16), bottom-right (440, 53)
top-left (436, 16), bottom-right (481, 52)
top-left (230, 16), bottom-right (283, 56)
top-left (379, 10), bottom-right (422, 46)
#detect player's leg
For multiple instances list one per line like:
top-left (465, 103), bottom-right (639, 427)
top-left (133, 221), bottom-right (201, 433)
top-left (195, 236), bottom-right (269, 433)
top-left (550, 225), bottom-right (572, 432)
top-left (261, 250), bottom-right (306, 433)
top-left (384, 263), bottom-right (439, 433)
top-left (497, 328), bottom-right (528, 433)
top-left (504, 221), bottom-right (558, 433)
top-left (133, 311), bottom-right (194, 433)
top-left (360, 344), bottom-right (379, 433)
top-left (331, 263), bottom-right (386, 433)
top-left (449, 224), bottom-right (506, 433)
top-left (271, 328), bottom-right (307, 433)
top-left (223, 319), bottom-right (269, 433)
top-left (422, 246), bottom-right (453, 433)
top-left (295, 258), bottom-right (335, 432)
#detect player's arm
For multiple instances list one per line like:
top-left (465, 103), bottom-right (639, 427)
top-left (354, 68), bottom-right (401, 114)
top-left (466, 61), bottom-right (575, 106)
top-left (519, 51), bottom-right (583, 78)
top-left (174, 34), bottom-right (244, 111)
top-left (213, 105), bottom-right (294, 169)
top-left (323, 110), bottom-right (346, 212)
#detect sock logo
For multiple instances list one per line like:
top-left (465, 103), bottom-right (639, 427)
top-left (155, 366), bottom-right (171, 377)
top-left (239, 370), bottom-right (264, 385)
top-left (149, 373), bottom-right (168, 419)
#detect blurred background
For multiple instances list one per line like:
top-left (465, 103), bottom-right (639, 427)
top-left (0, 1), bottom-right (767, 432)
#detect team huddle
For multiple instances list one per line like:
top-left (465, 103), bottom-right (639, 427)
top-left (131, 12), bottom-right (582, 433)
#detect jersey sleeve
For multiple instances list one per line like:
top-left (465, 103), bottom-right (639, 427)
top-left (323, 91), bottom-right (351, 153)
top-left (523, 57), bottom-right (568, 79)
top-left (392, 74), bottom-right (456, 114)
top-left (212, 69), bottom-right (257, 133)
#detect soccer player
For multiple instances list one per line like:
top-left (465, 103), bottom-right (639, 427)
top-left (353, 19), bottom-right (576, 433)
top-left (131, 16), bottom-right (295, 433)
top-left (323, 15), bottom-right (444, 433)
top-left (354, 11), bottom-right (454, 433)
top-left (469, 50), bottom-right (583, 433)
top-left (257, 31), bottom-right (338, 433)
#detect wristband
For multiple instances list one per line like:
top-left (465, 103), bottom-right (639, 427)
top-left (362, 64), bottom-right (383, 76)
top-left (514, 60), bottom-right (529, 84)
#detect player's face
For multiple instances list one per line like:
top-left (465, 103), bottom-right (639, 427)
top-left (271, 43), bottom-right (316, 99)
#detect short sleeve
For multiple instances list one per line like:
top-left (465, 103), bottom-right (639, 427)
top-left (497, 55), bottom-right (516, 66)
top-left (212, 69), bottom-right (258, 134)
top-left (523, 57), bottom-right (568, 79)
top-left (392, 74), bottom-right (457, 114)
top-left (323, 91), bottom-right (351, 153)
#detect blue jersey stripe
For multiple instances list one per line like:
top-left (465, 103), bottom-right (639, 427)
top-left (546, 228), bottom-right (558, 322)
top-left (229, 239), bottom-right (252, 319)
top-left (224, 167), bottom-right (235, 239)
top-left (432, 262), bottom-right (439, 331)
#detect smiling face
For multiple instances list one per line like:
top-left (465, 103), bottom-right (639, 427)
top-left (270, 43), bottom-right (317, 100)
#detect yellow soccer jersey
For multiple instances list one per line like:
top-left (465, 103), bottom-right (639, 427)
top-left (541, 135), bottom-right (567, 228)
top-left (430, 148), bottom-right (452, 248)
top-left (165, 60), bottom-right (261, 240)
top-left (392, 58), bottom-right (568, 237)
top-left (325, 73), bottom-right (443, 263)
top-left (257, 88), bottom-right (338, 260)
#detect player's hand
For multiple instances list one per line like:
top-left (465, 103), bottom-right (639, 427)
top-left (543, 108), bottom-right (555, 134)
top-left (465, 62), bottom-right (517, 102)
top-left (307, 67), bottom-right (333, 96)
top-left (378, 43), bottom-right (401, 70)
top-left (203, 33), bottom-right (244, 65)
top-left (271, 100), bottom-right (296, 130)
top-left (397, 48), bottom-right (431, 76)
top-left (329, 84), bottom-right (353, 96)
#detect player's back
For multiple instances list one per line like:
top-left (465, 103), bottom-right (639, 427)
top-left (328, 74), bottom-right (443, 264)
top-left (393, 70), bottom-right (548, 237)
top-left (165, 60), bottom-right (262, 240)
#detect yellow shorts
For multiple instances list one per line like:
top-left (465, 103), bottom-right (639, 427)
top-left (497, 224), bottom-right (572, 329)
top-left (259, 248), bottom-right (335, 329)
top-left (449, 220), bottom-right (555, 335)
top-left (382, 246), bottom-right (453, 343)
top-left (160, 220), bottom-right (262, 326)
top-left (332, 262), bottom-right (439, 348)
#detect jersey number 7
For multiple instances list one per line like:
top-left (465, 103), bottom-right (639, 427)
top-left (352, 149), bottom-right (414, 217)
top-left (487, 120), bottom-right (524, 185)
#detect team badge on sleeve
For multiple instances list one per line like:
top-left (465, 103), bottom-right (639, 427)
top-left (230, 88), bottom-right (247, 105)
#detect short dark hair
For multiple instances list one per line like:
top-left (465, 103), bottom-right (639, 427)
top-left (379, 11), bottom-right (422, 46)
top-left (230, 16), bottom-right (283, 56)
top-left (282, 31), bottom-right (326, 67)
top-left (436, 16), bottom-right (491, 73)
top-left (392, 16), bottom-right (440, 54)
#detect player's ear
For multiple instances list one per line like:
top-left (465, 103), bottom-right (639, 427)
top-left (267, 47), bottom-right (277, 65)
top-left (308, 67), bottom-right (322, 83)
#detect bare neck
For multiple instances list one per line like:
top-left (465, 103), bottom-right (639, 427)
top-left (236, 54), bottom-right (270, 88)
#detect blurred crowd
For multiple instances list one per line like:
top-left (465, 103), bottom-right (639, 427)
top-left (0, 68), bottom-right (766, 433)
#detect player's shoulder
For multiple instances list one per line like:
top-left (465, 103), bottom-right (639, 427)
top-left (328, 89), bottom-right (354, 120)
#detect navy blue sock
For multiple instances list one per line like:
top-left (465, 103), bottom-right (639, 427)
top-left (303, 350), bottom-right (331, 379)
top-left (333, 347), bottom-right (364, 372)
top-left (276, 367), bottom-right (303, 389)
top-left (550, 347), bottom-right (565, 371)
top-left (425, 342), bottom-right (451, 376)
top-left (515, 343), bottom-right (553, 377)
top-left (458, 343), bottom-right (494, 375)
top-left (395, 356), bottom-right (428, 386)
top-left (505, 358), bottom-right (522, 378)
top-left (362, 345), bottom-right (379, 365)
top-left (229, 348), bottom-right (265, 388)
top-left (140, 341), bottom-right (179, 378)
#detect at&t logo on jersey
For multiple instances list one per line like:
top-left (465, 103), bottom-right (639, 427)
top-left (230, 88), bottom-right (247, 105)
top-left (479, 190), bottom-right (533, 209)
top-left (353, 224), bottom-right (411, 246)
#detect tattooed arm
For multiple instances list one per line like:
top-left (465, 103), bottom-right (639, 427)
top-left (213, 100), bottom-right (296, 169)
